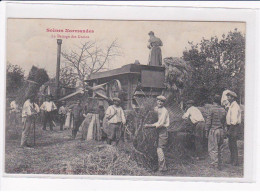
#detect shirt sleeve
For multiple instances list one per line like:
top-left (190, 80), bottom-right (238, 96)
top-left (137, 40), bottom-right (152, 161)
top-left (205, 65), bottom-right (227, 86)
top-left (52, 102), bottom-right (57, 110)
top-left (22, 102), bottom-right (30, 117)
top-left (230, 104), bottom-right (241, 125)
top-left (58, 107), bottom-right (62, 114)
top-left (121, 108), bottom-right (126, 124)
top-left (40, 102), bottom-right (45, 111)
top-left (105, 106), bottom-right (112, 118)
top-left (35, 104), bottom-right (40, 113)
top-left (182, 109), bottom-right (190, 120)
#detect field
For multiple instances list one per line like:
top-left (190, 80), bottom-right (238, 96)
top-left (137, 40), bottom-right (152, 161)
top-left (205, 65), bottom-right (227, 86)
top-left (5, 118), bottom-right (244, 177)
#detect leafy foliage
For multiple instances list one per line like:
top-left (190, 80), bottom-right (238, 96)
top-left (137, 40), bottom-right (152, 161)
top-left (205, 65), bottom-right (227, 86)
top-left (182, 29), bottom-right (245, 105)
top-left (6, 62), bottom-right (25, 96)
top-left (27, 66), bottom-right (49, 86)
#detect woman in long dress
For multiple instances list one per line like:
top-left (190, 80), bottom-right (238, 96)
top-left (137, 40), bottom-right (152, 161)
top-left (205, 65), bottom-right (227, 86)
top-left (147, 31), bottom-right (163, 67)
top-left (64, 109), bottom-right (72, 130)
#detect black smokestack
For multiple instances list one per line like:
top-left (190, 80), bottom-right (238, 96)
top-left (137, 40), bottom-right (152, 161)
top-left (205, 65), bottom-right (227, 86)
top-left (56, 39), bottom-right (62, 98)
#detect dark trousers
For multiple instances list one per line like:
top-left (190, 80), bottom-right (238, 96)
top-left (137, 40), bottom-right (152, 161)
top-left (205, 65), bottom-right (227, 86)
top-left (60, 114), bottom-right (66, 131)
top-left (43, 112), bottom-right (53, 131)
top-left (107, 123), bottom-right (122, 144)
top-left (10, 111), bottom-right (18, 127)
top-left (195, 121), bottom-right (205, 158)
top-left (72, 119), bottom-right (82, 139)
top-left (227, 125), bottom-right (239, 165)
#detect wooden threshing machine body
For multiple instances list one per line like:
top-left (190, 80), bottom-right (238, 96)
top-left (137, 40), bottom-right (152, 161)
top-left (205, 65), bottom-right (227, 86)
top-left (86, 64), bottom-right (166, 110)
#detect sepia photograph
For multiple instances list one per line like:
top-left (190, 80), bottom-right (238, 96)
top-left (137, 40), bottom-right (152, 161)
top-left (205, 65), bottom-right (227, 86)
top-left (4, 18), bottom-right (245, 178)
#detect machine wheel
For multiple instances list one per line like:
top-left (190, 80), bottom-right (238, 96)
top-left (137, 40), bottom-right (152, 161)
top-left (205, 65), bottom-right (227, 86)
top-left (108, 79), bottom-right (122, 99)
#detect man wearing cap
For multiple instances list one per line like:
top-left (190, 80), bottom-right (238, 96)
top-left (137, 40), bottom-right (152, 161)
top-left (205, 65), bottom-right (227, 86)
top-left (205, 95), bottom-right (226, 170)
top-left (145, 95), bottom-right (170, 172)
top-left (40, 95), bottom-right (57, 131)
top-left (226, 91), bottom-right (241, 166)
top-left (147, 31), bottom-right (163, 66)
top-left (105, 97), bottom-right (126, 145)
top-left (70, 100), bottom-right (84, 139)
top-left (182, 100), bottom-right (206, 160)
top-left (58, 101), bottom-right (68, 131)
top-left (21, 95), bottom-right (40, 148)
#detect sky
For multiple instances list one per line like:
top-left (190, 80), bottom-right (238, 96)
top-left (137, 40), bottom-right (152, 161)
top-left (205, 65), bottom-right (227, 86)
top-left (7, 19), bottom-right (245, 78)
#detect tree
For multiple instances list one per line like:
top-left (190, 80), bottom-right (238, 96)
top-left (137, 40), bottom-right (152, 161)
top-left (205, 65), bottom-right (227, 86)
top-left (61, 40), bottom-right (121, 88)
top-left (182, 29), bottom-right (245, 105)
top-left (6, 62), bottom-right (25, 96)
top-left (27, 66), bottom-right (49, 86)
top-left (60, 66), bottom-right (77, 88)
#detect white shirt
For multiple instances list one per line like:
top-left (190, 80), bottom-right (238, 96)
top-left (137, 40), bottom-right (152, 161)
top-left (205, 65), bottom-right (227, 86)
top-left (153, 106), bottom-right (170, 128)
top-left (22, 99), bottom-right (40, 118)
top-left (182, 106), bottom-right (205, 124)
top-left (10, 101), bottom-right (18, 111)
top-left (226, 101), bottom-right (241, 125)
top-left (40, 101), bottom-right (57, 112)
top-left (105, 105), bottom-right (126, 124)
top-left (58, 106), bottom-right (68, 115)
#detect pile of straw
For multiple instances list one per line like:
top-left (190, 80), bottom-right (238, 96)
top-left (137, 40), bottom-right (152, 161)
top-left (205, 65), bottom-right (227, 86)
top-left (67, 145), bottom-right (151, 176)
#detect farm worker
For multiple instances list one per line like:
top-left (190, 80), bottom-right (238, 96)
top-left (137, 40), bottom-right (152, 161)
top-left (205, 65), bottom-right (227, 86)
top-left (205, 95), bottom-right (226, 170)
top-left (147, 31), bottom-right (163, 66)
top-left (70, 100), bottom-right (84, 139)
top-left (58, 101), bottom-right (68, 131)
top-left (144, 95), bottom-right (170, 172)
top-left (221, 89), bottom-right (232, 110)
top-left (105, 97), bottom-right (126, 145)
top-left (182, 100), bottom-right (206, 160)
top-left (21, 95), bottom-right (40, 148)
top-left (226, 91), bottom-right (241, 166)
top-left (40, 95), bottom-right (57, 131)
top-left (9, 99), bottom-right (19, 127)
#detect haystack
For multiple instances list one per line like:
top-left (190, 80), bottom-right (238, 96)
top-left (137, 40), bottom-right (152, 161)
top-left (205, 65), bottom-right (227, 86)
top-left (16, 80), bottom-right (40, 105)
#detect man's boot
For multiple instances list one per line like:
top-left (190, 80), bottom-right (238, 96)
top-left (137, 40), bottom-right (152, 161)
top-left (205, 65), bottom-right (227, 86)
top-left (106, 139), bottom-right (111, 145)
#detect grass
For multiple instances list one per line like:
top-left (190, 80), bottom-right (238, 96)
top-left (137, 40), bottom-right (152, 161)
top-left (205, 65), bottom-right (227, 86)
top-left (5, 119), bottom-right (243, 177)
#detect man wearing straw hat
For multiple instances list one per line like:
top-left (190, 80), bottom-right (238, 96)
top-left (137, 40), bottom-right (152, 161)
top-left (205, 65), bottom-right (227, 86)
top-left (226, 90), bottom-right (241, 166)
top-left (105, 97), bottom-right (126, 145)
top-left (145, 95), bottom-right (169, 172)
top-left (182, 100), bottom-right (206, 160)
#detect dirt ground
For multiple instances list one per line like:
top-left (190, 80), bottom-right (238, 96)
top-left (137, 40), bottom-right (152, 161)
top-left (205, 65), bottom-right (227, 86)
top-left (5, 120), bottom-right (244, 177)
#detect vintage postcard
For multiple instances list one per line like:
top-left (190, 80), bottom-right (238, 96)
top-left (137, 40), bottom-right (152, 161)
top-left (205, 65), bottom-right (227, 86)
top-left (4, 17), bottom-right (247, 179)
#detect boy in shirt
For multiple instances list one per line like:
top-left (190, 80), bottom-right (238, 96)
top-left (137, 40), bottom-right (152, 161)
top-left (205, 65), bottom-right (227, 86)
top-left (105, 98), bottom-right (126, 145)
top-left (144, 95), bottom-right (170, 172)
